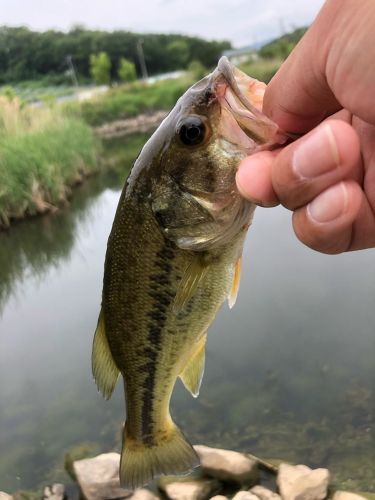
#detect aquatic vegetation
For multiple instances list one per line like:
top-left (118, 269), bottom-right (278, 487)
top-left (0, 96), bottom-right (98, 228)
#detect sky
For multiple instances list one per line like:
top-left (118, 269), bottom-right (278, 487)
top-left (0, 0), bottom-right (326, 47)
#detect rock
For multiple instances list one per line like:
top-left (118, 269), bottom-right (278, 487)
top-left (250, 485), bottom-right (281, 499)
top-left (332, 493), bottom-right (369, 500)
top-left (132, 489), bottom-right (160, 500)
top-left (0, 493), bottom-right (12, 500)
top-left (159, 477), bottom-right (221, 500)
top-left (73, 452), bottom-right (131, 500)
top-left (43, 484), bottom-right (65, 500)
top-left (194, 445), bottom-right (258, 485)
top-left (95, 111), bottom-right (167, 139)
top-left (277, 463), bottom-right (330, 500)
top-left (232, 492), bottom-right (258, 500)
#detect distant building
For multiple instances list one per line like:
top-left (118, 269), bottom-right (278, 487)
top-left (222, 46), bottom-right (258, 65)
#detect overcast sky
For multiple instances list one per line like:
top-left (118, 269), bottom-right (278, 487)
top-left (0, 0), bottom-right (325, 47)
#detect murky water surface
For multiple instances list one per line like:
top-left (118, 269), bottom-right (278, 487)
top-left (0, 137), bottom-right (374, 493)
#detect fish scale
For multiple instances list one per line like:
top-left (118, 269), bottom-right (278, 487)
top-left (92, 56), bottom-right (287, 489)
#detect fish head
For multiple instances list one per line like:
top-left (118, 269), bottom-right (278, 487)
top-left (141, 57), bottom-right (287, 251)
top-left (155, 56), bottom-right (286, 189)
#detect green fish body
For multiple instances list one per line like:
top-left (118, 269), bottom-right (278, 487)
top-left (92, 57), bottom-right (286, 489)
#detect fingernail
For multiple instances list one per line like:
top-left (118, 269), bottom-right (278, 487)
top-left (307, 182), bottom-right (348, 223)
top-left (293, 123), bottom-right (340, 179)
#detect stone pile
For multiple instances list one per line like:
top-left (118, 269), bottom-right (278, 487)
top-left (1, 445), bottom-right (373, 500)
top-left (95, 111), bottom-right (167, 139)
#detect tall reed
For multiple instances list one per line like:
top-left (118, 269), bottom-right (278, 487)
top-left (0, 97), bottom-right (98, 228)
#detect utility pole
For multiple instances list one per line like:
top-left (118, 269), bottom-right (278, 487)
top-left (137, 39), bottom-right (148, 80)
top-left (66, 55), bottom-right (79, 86)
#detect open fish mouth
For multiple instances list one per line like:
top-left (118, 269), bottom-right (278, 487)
top-left (213, 56), bottom-right (287, 151)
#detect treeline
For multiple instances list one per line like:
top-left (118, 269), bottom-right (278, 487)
top-left (0, 26), bottom-right (231, 84)
top-left (259, 27), bottom-right (307, 59)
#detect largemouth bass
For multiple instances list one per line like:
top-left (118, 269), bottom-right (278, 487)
top-left (92, 57), bottom-right (287, 489)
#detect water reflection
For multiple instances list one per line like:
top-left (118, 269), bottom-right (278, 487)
top-left (0, 135), bottom-right (374, 493)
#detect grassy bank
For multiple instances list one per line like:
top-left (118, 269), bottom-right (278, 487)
top-left (0, 97), bottom-right (98, 228)
top-left (75, 76), bottom-right (194, 126)
top-left (73, 58), bottom-right (282, 128)
top-left (0, 58), bottom-right (283, 229)
top-left (239, 58), bottom-right (282, 83)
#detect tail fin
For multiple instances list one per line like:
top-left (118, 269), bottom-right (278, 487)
top-left (120, 422), bottom-right (199, 490)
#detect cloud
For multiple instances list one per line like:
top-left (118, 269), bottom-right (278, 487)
top-left (0, 0), bottom-right (325, 46)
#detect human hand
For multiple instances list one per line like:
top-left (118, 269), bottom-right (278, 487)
top-left (236, 0), bottom-right (375, 254)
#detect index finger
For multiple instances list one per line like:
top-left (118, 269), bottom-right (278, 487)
top-left (263, 0), bottom-right (342, 133)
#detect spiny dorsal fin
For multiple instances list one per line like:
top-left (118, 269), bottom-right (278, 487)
top-left (228, 257), bottom-right (242, 309)
top-left (92, 309), bottom-right (120, 400)
top-left (174, 257), bottom-right (209, 311)
top-left (179, 333), bottom-right (207, 398)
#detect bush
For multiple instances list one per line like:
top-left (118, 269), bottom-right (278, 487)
top-left (90, 52), bottom-right (111, 85)
top-left (239, 58), bottom-right (283, 84)
top-left (118, 58), bottom-right (137, 83)
top-left (187, 60), bottom-right (207, 80)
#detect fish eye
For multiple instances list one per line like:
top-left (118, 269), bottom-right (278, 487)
top-left (178, 116), bottom-right (207, 146)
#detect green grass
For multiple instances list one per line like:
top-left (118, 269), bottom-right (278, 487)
top-left (74, 77), bottom-right (194, 126)
top-left (0, 98), bottom-right (99, 227)
top-left (1, 81), bottom-right (79, 104)
top-left (239, 58), bottom-right (283, 83)
top-left (70, 59), bottom-right (282, 128)
top-left (0, 58), bottom-right (282, 228)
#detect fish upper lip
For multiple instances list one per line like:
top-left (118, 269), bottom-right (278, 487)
top-left (214, 57), bottom-right (263, 118)
top-left (213, 56), bottom-right (287, 148)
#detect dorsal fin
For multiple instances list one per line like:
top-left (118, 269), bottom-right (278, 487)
top-left (179, 333), bottom-right (207, 398)
top-left (92, 309), bottom-right (120, 400)
top-left (228, 257), bottom-right (242, 309)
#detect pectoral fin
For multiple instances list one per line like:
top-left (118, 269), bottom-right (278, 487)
top-left (174, 257), bottom-right (209, 311)
top-left (179, 333), bottom-right (207, 398)
top-left (92, 309), bottom-right (120, 400)
top-left (228, 257), bottom-right (242, 309)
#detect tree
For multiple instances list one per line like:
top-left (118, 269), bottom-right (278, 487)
top-left (118, 57), bottom-right (136, 83)
top-left (90, 52), bottom-right (111, 85)
top-left (0, 27), bottom-right (232, 84)
top-left (167, 40), bottom-right (189, 68)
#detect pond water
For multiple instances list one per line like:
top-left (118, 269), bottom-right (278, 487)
top-left (0, 136), bottom-right (374, 494)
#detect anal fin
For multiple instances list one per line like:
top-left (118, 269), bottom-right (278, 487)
top-left (92, 309), bottom-right (120, 400)
top-left (228, 257), bottom-right (242, 309)
top-left (179, 333), bottom-right (207, 398)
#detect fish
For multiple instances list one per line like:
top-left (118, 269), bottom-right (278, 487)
top-left (92, 56), bottom-right (287, 490)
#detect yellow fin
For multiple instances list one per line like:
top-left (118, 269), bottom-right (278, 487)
top-left (179, 333), bottom-right (207, 398)
top-left (174, 257), bottom-right (209, 311)
top-left (228, 257), bottom-right (242, 309)
top-left (120, 421), bottom-right (199, 489)
top-left (92, 309), bottom-right (120, 400)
